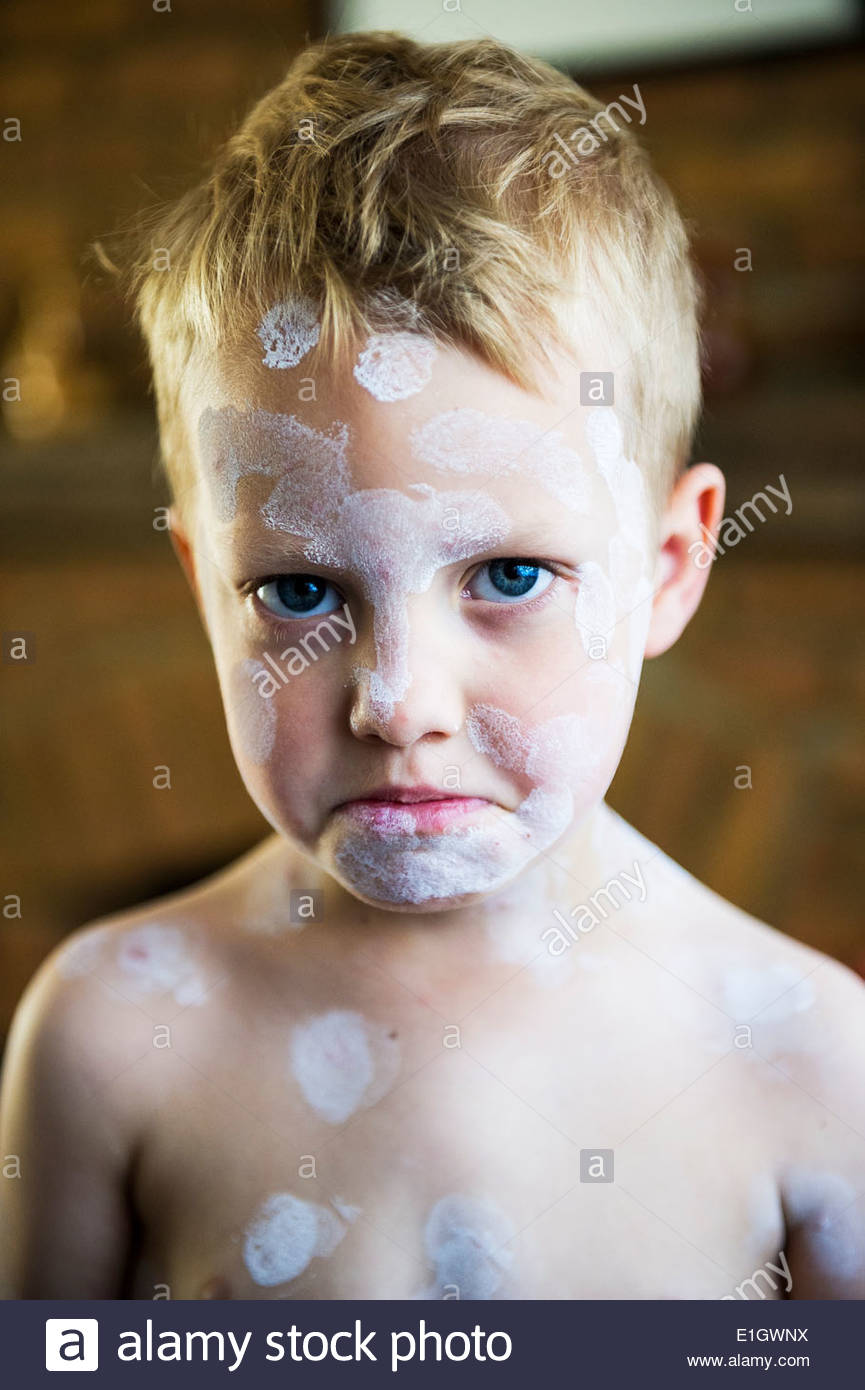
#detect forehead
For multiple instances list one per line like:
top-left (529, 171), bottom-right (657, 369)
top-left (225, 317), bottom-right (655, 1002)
top-left (181, 325), bottom-right (650, 567)
top-left (190, 331), bottom-right (608, 481)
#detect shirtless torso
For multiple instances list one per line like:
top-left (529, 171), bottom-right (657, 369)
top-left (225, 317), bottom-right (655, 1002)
top-left (2, 806), bottom-right (864, 1301)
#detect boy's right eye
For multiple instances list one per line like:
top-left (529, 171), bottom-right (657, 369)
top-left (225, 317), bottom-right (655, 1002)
top-left (255, 575), bottom-right (345, 620)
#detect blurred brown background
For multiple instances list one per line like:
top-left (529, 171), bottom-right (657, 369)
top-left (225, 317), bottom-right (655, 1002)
top-left (1, 3), bottom-right (863, 1048)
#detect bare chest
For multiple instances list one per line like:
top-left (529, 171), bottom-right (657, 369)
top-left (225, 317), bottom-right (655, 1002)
top-left (123, 1001), bottom-right (784, 1300)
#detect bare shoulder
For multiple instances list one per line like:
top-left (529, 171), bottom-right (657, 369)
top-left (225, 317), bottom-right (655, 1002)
top-left (45, 831), bottom-right (291, 1000)
top-left (599, 803), bottom-right (861, 998)
top-left (1, 836), bottom-right (278, 1109)
top-left (596, 803), bottom-right (865, 1072)
top-left (0, 834), bottom-right (299, 1296)
top-left (0, 895), bottom-right (215, 1164)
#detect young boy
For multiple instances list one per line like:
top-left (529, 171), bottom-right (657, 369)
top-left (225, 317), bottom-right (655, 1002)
top-left (2, 31), bottom-right (864, 1302)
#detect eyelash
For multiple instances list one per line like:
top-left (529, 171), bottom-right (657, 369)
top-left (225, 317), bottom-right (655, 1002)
top-left (242, 559), bottom-right (563, 624)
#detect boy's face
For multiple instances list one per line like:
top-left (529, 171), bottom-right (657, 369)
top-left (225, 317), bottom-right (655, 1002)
top-left (176, 323), bottom-right (709, 914)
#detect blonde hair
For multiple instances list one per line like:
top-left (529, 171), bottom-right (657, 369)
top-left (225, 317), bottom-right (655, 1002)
top-left (99, 30), bottom-right (703, 506)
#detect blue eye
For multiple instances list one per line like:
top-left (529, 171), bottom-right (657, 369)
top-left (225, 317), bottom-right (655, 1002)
top-left (468, 558), bottom-right (555, 604)
top-left (255, 575), bottom-right (344, 619)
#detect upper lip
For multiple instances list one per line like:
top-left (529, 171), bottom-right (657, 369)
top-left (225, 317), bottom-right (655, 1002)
top-left (338, 784), bottom-right (475, 806)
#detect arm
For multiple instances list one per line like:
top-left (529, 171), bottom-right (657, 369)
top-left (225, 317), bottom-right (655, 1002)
top-left (0, 943), bottom-right (137, 1298)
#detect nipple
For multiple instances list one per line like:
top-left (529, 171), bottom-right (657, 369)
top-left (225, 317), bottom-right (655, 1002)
top-left (198, 1274), bottom-right (232, 1299)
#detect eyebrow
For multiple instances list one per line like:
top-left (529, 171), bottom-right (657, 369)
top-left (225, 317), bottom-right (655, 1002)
top-left (225, 528), bottom-right (318, 579)
top-left (224, 520), bottom-right (582, 585)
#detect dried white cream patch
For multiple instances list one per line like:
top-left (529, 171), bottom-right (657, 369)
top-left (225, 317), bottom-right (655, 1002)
top-left (243, 1191), bottom-right (346, 1287)
top-left (722, 963), bottom-right (816, 1022)
top-left (290, 1009), bottom-right (401, 1124)
top-left (470, 661), bottom-right (626, 795)
top-left (411, 407), bottom-right (591, 514)
top-left (340, 485), bottom-right (511, 720)
top-left (586, 407), bottom-right (649, 555)
top-left (573, 560), bottom-right (617, 656)
top-left (331, 818), bottom-right (527, 909)
top-left (198, 406), bottom-right (351, 525)
top-left (353, 331), bottom-right (436, 401)
top-left (417, 1194), bottom-right (516, 1299)
top-left (227, 658), bottom-right (277, 765)
top-left (256, 296), bottom-right (321, 369)
top-left (116, 923), bottom-right (209, 1006)
top-left (584, 407), bottom-right (655, 680)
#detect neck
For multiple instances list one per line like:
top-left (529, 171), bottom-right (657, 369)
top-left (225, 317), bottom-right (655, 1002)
top-left (266, 800), bottom-right (616, 971)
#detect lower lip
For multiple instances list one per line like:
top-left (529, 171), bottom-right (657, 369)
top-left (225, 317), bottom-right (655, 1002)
top-left (336, 797), bottom-right (492, 832)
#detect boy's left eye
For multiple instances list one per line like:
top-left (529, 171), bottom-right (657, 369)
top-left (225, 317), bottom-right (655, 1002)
top-left (466, 558), bottom-right (555, 605)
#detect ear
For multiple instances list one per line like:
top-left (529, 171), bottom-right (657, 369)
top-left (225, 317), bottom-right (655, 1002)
top-left (168, 506), bottom-right (208, 632)
top-left (644, 462), bottom-right (726, 659)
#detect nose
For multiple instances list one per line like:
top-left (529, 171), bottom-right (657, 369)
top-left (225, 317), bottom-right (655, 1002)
top-left (347, 595), bottom-right (464, 746)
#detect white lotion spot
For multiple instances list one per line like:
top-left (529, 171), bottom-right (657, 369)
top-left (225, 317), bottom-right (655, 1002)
top-left (353, 331), bottom-right (436, 401)
top-left (243, 1191), bottom-right (346, 1287)
top-left (722, 963), bottom-right (816, 1022)
top-left (198, 406), bottom-right (352, 526)
top-left (290, 1009), bottom-right (401, 1124)
top-left (411, 407), bottom-right (591, 514)
top-left (624, 574), bottom-right (654, 679)
top-left (197, 406), bottom-right (283, 523)
top-left (585, 408), bottom-right (654, 678)
top-left (573, 560), bottom-right (617, 656)
top-left (586, 407), bottom-right (648, 554)
top-left (467, 661), bottom-right (627, 845)
top-left (116, 923), bottom-right (208, 1006)
top-left (256, 297), bottom-right (320, 368)
top-left (422, 1194), bottom-right (515, 1299)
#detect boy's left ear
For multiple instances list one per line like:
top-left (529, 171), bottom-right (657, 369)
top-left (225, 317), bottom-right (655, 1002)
top-left (643, 462), bottom-right (726, 659)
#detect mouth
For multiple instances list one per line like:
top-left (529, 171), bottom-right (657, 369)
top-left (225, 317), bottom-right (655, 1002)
top-left (334, 786), bottom-right (493, 833)
top-left (338, 784), bottom-right (462, 805)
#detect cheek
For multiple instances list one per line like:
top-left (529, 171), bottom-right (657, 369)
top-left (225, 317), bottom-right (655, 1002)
top-left (221, 658), bottom-right (344, 838)
top-left (467, 660), bottom-right (634, 841)
top-left (573, 560), bottom-right (617, 660)
top-left (225, 658), bottom-right (278, 766)
top-left (523, 667), bottom-right (634, 839)
top-left (546, 664), bottom-right (634, 779)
